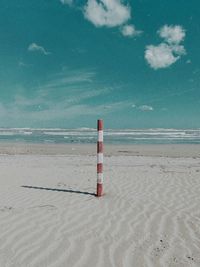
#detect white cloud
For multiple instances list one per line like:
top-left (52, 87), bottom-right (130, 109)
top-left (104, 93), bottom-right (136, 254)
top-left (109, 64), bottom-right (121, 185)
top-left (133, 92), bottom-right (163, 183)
top-left (60, 0), bottom-right (73, 5)
top-left (158, 25), bottom-right (186, 44)
top-left (138, 105), bottom-right (154, 111)
top-left (83, 0), bottom-right (131, 27)
top-left (145, 24), bottom-right (186, 70)
top-left (145, 43), bottom-right (179, 69)
top-left (171, 44), bottom-right (186, 55)
top-left (28, 43), bottom-right (51, 55)
top-left (121, 24), bottom-right (142, 37)
top-left (62, 0), bottom-right (140, 39)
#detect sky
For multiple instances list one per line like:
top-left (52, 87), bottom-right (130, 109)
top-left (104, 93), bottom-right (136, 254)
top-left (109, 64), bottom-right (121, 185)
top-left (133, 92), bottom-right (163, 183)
top-left (0, 0), bottom-right (199, 129)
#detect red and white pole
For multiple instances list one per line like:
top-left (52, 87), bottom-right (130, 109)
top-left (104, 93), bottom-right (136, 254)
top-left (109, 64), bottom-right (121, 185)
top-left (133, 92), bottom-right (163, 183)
top-left (97, 119), bottom-right (103, 197)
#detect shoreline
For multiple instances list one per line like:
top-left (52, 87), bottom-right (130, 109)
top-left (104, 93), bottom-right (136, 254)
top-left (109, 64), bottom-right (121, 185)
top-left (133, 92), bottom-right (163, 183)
top-left (0, 142), bottom-right (200, 157)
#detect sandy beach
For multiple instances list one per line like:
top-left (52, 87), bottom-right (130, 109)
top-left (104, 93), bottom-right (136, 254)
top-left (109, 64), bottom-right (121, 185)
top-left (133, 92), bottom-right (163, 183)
top-left (0, 144), bottom-right (200, 267)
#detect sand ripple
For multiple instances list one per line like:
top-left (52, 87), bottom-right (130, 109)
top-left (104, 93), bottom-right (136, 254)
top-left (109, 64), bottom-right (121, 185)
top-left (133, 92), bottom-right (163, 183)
top-left (0, 155), bottom-right (200, 266)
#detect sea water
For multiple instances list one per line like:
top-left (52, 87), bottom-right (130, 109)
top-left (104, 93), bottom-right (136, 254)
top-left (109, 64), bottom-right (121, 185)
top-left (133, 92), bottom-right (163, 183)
top-left (0, 128), bottom-right (200, 144)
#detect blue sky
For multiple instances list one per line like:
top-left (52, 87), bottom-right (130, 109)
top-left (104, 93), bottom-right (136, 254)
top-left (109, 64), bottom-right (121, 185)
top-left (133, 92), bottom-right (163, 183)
top-left (0, 0), bottom-right (199, 128)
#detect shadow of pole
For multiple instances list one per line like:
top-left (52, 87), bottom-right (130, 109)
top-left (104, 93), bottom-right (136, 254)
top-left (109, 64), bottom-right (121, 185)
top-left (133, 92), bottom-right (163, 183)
top-left (21, 185), bottom-right (96, 196)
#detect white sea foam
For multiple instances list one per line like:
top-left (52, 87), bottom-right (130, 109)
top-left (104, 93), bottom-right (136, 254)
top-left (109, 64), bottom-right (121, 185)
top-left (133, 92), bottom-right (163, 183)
top-left (20, 131), bottom-right (32, 135)
top-left (0, 128), bottom-right (200, 144)
top-left (43, 131), bottom-right (96, 136)
top-left (0, 132), bottom-right (15, 136)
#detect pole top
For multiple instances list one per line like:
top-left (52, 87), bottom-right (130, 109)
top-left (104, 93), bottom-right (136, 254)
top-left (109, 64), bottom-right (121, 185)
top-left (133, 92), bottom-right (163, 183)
top-left (97, 119), bottom-right (103, 130)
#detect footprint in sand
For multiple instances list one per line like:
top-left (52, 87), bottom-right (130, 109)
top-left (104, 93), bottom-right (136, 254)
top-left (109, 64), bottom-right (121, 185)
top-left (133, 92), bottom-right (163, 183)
top-left (0, 206), bottom-right (13, 212)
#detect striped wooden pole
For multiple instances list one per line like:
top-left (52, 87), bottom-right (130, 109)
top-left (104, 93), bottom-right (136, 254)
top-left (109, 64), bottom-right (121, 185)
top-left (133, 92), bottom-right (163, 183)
top-left (97, 119), bottom-right (103, 197)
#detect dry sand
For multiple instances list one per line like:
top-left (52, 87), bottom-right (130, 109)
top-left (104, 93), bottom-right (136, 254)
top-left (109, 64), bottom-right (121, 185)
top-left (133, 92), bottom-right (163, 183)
top-left (0, 144), bottom-right (200, 266)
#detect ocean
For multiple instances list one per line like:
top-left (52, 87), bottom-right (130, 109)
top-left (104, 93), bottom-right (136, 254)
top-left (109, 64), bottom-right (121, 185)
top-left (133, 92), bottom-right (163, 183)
top-left (0, 128), bottom-right (200, 144)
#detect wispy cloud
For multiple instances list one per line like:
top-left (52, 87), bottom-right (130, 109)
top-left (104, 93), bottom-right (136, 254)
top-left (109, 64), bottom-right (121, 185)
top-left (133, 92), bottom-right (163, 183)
top-left (0, 68), bottom-right (119, 126)
top-left (145, 25), bottom-right (186, 70)
top-left (18, 61), bottom-right (32, 68)
top-left (43, 68), bottom-right (105, 94)
top-left (83, 0), bottom-right (131, 27)
top-left (28, 43), bottom-right (51, 55)
top-left (0, 95), bottom-right (132, 127)
top-left (132, 104), bottom-right (154, 111)
top-left (138, 105), bottom-right (154, 111)
top-left (121, 24), bottom-right (142, 37)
